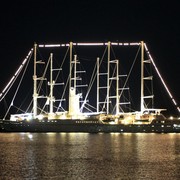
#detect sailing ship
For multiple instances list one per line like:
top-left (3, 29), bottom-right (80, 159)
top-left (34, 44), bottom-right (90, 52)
top-left (0, 41), bottom-right (179, 133)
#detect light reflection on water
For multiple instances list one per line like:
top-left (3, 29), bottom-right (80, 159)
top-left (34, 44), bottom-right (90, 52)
top-left (0, 133), bottom-right (180, 179)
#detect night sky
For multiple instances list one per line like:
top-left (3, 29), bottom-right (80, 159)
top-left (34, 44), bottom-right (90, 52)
top-left (0, 0), bottom-right (179, 115)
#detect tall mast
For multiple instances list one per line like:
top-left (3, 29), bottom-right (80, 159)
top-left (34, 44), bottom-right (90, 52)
top-left (116, 60), bottom-right (119, 115)
top-left (49, 53), bottom-right (54, 114)
top-left (140, 41), bottom-right (144, 112)
top-left (33, 43), bottom-right (38, 118)
top-left (69, 42), bottom-right (73, 112)
top-left (107, 41), bottom-right (110, 114)
top-left (69, 42), bottom-right (73, 90)
top-left (109, 59), bottom-right (119, 115)
top-left (73, 55), bottom-right (77, 89)
top-left (97, 57), bottom-right (100, 113)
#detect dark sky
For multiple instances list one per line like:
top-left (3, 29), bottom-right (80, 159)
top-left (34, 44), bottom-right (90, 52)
top-left (0, 0), bottom-right (179, 115)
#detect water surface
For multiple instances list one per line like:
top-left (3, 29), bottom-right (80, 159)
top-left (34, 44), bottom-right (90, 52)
top-left (0, 133), bottom-right (180, 179)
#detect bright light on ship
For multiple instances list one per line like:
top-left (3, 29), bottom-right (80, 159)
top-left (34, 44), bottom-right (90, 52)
top-left (0, 49), bottom-right (33, 102)
top-left (177, 107), bottom-right (180, 113)
top-left (39, 44), bottom-right (70, 47)
top-left (45, 44), bottom-right (61, 47)
top-left (109, 121), bottom-right (116, 124)
top-left (39, 41), bottom-right (141, 49)
top-left (37, 114), bottom-right (44, 120)
top-left (172, 99), bottom-right (177, 106)
top-left (77, 43), bottom-right (104, 46)
top-left (111, 43), bottom-right (118, 45)
top-left (39, 45), bottom-right (44, 47)
top-left (130, 42), bottom-right (140, 46)
top-left (2, 77), bottom-right (15, 93)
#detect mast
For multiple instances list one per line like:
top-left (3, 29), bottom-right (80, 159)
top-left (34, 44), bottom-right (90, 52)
top-left (73, 55), bottom-right (77, 89)
top-left (116, 60), bottom-right (119, 115)
top-left (32, 43), bottom-right (45, 118)
top-left (109, 59), bottom-right (119, 115)
top-left (68, 42), bottom-right (73, 113)
top-left (69, 42), bottom-right (73, 90)
top-left (69, 54), bottom-right (81, 117)
top-left (33, 43), bottom-right (38, 118)
top-left (107, 41), bottom-right (110, 114)
top-left (49, 53), bottom-right (54, 114)
top-left (68, 43), bottom-right (80, 117)
top-left (140, 41), bottom-right (144, 113)
top-left (97, 57), bottom-right (100, 113)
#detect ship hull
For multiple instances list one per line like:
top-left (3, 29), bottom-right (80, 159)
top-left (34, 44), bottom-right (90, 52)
top-left (1, 119), bottom-right (180, 133)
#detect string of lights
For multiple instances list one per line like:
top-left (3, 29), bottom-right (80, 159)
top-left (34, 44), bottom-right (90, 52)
top-left (0, 49), bottom-right (33, 101)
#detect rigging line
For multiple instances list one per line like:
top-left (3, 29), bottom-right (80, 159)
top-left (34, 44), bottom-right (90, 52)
top-left (144, 62), bottom-right (154, 102)
top-left (26, 93), bottom-right (34, 114)
top-left (58, 60), bottom-right (73, 109)
top-left (83, 105), bottom-right (93, 113)
top-left (57, 47), bottom-right (71, 108)
top-left (39, 56), bottom-right (50, 114)
top-left (80, 61), bottom-right (96, 112)
top-left (127, 87), bottom-right (132, 112)
top-left (80, 47), bottom-right (107, 111)
top-left (99, 46), bottom-right (108, 67)
top-left (26, 51), bottom-right (50, 113)
top-left (12, 105), bottom-right (25, 113)
top-left (80, 46), bottom-right (108, 111)
top-left (37, 52), bottom-right (50, 94)
top-left (3, 99), bottom-right (8, 113)
top-left (54, 46), bottom-right (70, 82)
top-left (29, 46), bottom-right (50, 114)
top-left (85, 103), bottom-right (97, 111)
top-left (110, 44), bottom-right (117, 60)
top-left (80, 60), bottom-right (96, 108)
top-left (42, 46), bottom-right (69, 111)
top-left (41, 100), bottom-right (48, 114)
top-left (117, 46), bottom-right (140, 113)
top-left (150, 63), bottom-right (154, 108)
top-left (99, 46), bottom-right (109, 111)
top-left (109, 62), bottom-right (118, 113)
top-left (144, 43), bottom-right (180, 114)
top-left (21, 87), bottom-right (33, 113)
top-left (57, 59), bottom-right (72, 111)
top-left (119, 46), bottom-right (141, 99)
top-left (3, 51), bottom-right (32, 119)
top-left (61, 52), bottom-right (73, 96)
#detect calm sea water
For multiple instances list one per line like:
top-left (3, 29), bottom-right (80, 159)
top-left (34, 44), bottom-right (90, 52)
top-left (0, 133), bottom-right (180, 180)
